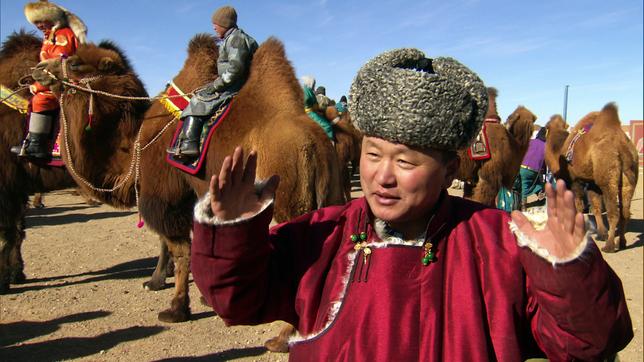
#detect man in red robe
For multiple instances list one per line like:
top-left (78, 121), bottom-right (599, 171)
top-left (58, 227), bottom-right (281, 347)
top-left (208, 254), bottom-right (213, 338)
top-left (191, 49), bottom-right (633, 361)
top-left (11, 0), bottom-right (86, 159)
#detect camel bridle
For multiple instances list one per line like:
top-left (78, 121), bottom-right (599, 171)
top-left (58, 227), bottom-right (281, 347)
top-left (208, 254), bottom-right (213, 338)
top-left (36, 57), bottom-right (198, 227)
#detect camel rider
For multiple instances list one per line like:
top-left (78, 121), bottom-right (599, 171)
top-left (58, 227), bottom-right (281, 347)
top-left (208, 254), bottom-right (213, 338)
top-left (167, 5), bottom-right (258, 159)
top-left (11, 0), bottom-right (87, 159)
top-left (301, 76), bottom-right (334, 141)
top-left (315, 86), bottom-right (331, 110)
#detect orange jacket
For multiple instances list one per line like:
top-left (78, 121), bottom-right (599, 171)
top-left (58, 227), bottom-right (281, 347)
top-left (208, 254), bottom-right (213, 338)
top-left (31, 27), bottom-right (79, 113)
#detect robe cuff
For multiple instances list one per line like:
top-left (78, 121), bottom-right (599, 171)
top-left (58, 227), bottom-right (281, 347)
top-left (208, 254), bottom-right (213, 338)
top-left (193, 185), bottom-right (274, 226)
top-left (509, 207), bottom-right (591, 266)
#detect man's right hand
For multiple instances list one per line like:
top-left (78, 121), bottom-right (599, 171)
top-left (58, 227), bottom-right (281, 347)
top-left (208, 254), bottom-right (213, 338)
top-left (209, 146), bottom-right (280, 221)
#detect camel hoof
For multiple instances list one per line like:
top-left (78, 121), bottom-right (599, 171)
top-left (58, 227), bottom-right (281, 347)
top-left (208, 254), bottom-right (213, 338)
top-left (264, 336), bottom-right (290, 353)
top-left (199, 295), bottom-right (211, 307)
top-left (158, 307), bottom-right (190, 323)
top-left (10, 270), bottom-right (26, 284)
top-left (143, 279), bottom-right (166, 291)
top-left (601, 245), bottom-right (616, 253)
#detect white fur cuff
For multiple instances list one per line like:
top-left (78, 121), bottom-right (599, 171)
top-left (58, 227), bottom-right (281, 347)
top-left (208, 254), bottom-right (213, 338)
top-left (193, 191), bottom-right (273, 226)
top-left (509, 208), bottom-right (591, 266)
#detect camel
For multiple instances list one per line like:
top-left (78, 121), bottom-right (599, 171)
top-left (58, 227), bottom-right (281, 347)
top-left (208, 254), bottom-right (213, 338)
top-left (324, 106), bottom-right (363, 200)
top-left (456, 104), bottom-right (536, 206)
top-left (544, 103), bottom-right (639, 252)
top-left (0, 30), bottom-right (79, 292)
top-left (31, 34), bottom-right (344, 325)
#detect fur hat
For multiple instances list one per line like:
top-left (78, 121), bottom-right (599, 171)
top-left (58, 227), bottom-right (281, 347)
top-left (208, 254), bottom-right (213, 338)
top-left (349, 48), bottom-right (488, 151)
top-left (24, 0), bottom-right (88, 44)
top-left (212, 5), bottom-right (237, 28)
top-left (301, 75), bottom-right (316, 90)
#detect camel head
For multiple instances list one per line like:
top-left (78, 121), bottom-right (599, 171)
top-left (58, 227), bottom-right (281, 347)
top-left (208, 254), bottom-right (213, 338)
top-left (171, 33), bottom-right (219, 92)
top-left (32, 41), bottom-right (134, 92)
top-left (505, 106), bottom-right (537, 148)
top-left (545, 114), bottom-right (568, 133)
top-left (543, 114), bottom-right (570, 177)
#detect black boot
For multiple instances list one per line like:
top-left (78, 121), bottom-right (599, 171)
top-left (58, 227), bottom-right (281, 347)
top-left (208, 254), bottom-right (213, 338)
top-left (166, 116), bottom-right (205, 159)
top-left (11, 112), bottom-right (53, 159)
top-left (17, 133), bottom-right (50, 159)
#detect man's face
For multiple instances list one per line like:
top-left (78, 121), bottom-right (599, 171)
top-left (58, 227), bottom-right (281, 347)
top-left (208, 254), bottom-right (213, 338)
top-left (34, 20), bottom-right (53, 33)
top-left (360, 136), bottom-right (458, 237)
top-left (212, 22), bottom-right (228, 39)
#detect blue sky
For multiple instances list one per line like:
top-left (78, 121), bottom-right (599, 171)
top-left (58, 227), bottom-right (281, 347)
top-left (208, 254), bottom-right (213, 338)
top-left (1, 0), bottom-right (642, 125)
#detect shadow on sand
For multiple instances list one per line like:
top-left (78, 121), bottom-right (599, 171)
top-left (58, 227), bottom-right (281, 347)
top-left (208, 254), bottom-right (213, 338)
top-left (1, 324), bottom-right (165, 361)
top-left (8, 257), bottom-right (160, 294)
top-left (154, 346), bottom-right (271, 361)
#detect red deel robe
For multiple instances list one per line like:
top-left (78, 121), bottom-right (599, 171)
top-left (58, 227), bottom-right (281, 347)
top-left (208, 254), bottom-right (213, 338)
top-left (191, 193), bottom-right (632, 361)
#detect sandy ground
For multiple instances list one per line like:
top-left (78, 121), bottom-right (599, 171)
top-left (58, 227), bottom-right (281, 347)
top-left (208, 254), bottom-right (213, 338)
top-left (0, 170), bottom-right (642, 361)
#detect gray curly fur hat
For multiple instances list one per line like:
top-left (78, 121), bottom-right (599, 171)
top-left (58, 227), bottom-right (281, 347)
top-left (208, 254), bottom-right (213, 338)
top-left (349, 48), bottom-right (488, 151)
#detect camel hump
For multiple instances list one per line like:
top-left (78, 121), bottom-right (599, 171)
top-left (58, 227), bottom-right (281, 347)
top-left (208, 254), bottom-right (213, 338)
top-left (243, 36), bottom-right (302, 113)
top-left (597, 102), bottom-right (621, 128)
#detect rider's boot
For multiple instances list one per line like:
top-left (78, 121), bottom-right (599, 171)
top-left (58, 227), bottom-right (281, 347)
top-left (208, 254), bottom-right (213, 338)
top-left (166, 116), bottom-right (205, 159)
top-left (11, 112), bottom-right (52, 159)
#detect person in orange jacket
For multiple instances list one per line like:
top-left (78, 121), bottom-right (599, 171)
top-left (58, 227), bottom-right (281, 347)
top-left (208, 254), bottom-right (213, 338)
top-left (12, 0), bottom-right (87, 159)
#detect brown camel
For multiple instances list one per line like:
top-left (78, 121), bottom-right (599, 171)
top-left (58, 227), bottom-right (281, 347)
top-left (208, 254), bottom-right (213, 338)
top-left (456, 104), bottom-right (536, 206)
top-left (324, 106), bottom-right (363, 200)
top-left (0, 30), bottom-right (80, 292)
top-left (544, 103), bottom-right (639, 252)
top-left (31, 34), bottom-right (344, 325)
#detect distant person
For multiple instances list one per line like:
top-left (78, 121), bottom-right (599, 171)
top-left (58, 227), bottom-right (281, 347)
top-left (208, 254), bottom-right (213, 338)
top-left (498, 126), bottom-right (548, 211)
top-left (301, 75), bottom-right (334, 141)
top-left (167, 5), bottom-right (258, 159)
top-left (190, 48), bottom-right (632, 361)
top-left (12, 0), bottom-right (86, 159)
top-left (315, 86), bottom-right (331, 110)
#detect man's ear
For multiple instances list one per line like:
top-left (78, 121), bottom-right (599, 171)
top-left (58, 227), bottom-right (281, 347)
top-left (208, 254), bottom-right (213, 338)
top-left (442, 155), bottom-right (460, 189)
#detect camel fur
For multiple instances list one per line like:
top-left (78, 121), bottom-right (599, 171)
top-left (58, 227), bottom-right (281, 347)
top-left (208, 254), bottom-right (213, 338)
top-left (31, 34), bottom-right (344, 325)
top-left (457, 104), bottom-right (536, 206)
top-left (0, 30), bottom-right (80, 292)
top-left (544, 104), bottom-right (639, 252)
top-left (324, 106), bottom-right (363, 201)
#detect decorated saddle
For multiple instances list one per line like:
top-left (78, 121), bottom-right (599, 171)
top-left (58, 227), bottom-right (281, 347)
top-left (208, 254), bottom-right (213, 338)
top-left (163, 81), bottom-right (232, 175)
top-left (2, 84), bottom-right (64, 167)
top-left (467, 118), bottom-right (499, 160)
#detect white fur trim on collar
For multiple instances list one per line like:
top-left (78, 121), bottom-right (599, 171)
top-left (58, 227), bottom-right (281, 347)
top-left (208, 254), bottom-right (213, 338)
top-left (193, 191), bottom-right (273, 226)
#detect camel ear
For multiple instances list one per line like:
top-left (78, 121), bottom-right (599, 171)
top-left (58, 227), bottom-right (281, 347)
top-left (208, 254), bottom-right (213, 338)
top-left (98, 57), bottom-right (120, 72)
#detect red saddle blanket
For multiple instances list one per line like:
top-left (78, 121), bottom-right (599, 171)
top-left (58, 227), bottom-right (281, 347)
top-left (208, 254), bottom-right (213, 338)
top-left (467, 118), bottom-right (498, 160)
top-left (163, 82), bottom-right (232, 175)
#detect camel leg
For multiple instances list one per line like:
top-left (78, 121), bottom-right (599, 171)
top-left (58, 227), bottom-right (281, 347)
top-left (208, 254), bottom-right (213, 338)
top-left (158, 239), bottom-right (191, 323)
top-left (264, 322), bottom-right (296, 353)
top-left (143, 237), bottom-right (171, 291)
top-left (462, 182), bottom-right (474, 199)
top-left (618, 170), bottom-right (637, 250)
top-left (600, 187), bottom-right (619, 253)
top-left (586, 189), bottom-right (607, 240)
top-left (472, 177), bottom-right (500, 207)
top-left (570, 182), bottom-right (586, 214)
top-left (32, 193), bottom-right (45, 208)
top-left (0, 229), bottom-right (13, 293)
top-left (8, 221), bottom-right (26, 284)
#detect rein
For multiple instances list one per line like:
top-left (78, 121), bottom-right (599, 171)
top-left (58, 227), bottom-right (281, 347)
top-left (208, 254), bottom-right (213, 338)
top-left (45, 57), bottom-right (190, 227)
